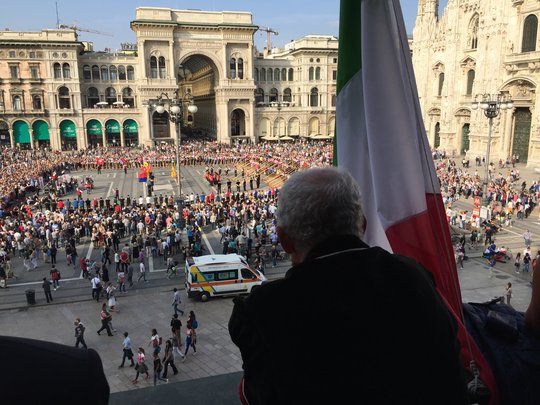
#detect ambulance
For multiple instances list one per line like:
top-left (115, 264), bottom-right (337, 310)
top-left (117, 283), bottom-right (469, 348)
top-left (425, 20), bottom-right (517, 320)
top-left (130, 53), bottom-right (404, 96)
top-left (185, 254), bottom-right (267, 301)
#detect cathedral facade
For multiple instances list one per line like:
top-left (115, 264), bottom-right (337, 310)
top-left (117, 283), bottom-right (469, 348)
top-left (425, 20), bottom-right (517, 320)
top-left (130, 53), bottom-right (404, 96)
top-left (413, 0), bottom-right (540, 166)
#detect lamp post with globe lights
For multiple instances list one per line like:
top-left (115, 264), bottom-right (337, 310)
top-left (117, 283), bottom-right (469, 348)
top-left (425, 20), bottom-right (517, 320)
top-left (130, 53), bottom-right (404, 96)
top-left (471, 93), bottom-right (513, 206)
top-left (154, 91), bottom-right (198, 203)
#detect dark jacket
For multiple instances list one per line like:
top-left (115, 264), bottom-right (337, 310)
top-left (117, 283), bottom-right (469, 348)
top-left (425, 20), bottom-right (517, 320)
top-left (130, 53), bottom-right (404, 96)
top-left (0, 336), bottom-right (109, 404)
top-left (229, 235), bottom-right (468, 405)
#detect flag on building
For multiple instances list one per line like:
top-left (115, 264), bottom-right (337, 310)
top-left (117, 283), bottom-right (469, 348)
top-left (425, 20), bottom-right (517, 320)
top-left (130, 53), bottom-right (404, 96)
top-left (335, 0), bottom-right (497, 400)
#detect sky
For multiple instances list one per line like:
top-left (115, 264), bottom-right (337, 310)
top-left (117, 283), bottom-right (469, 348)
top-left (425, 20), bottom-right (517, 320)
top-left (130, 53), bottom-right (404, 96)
top-left (0, 0), bottom-right (449, 52)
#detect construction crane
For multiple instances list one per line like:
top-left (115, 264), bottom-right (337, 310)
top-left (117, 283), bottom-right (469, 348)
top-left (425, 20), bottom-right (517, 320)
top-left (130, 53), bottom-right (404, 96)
top-left (57, 24), bottom-right (113, 37)
top-left (257, 26), bottom-right (279, 50)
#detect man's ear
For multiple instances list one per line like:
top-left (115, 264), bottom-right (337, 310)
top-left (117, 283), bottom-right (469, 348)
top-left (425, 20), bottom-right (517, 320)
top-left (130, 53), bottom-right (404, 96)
top-left (277, 226), bottom-right (295, 254)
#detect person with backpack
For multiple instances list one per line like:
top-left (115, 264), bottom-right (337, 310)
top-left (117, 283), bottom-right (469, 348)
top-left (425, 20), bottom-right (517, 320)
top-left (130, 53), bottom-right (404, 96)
top-left (74, 318), bottom-right (87, 349)
top-left (97, 306), bottom-right (113, 336)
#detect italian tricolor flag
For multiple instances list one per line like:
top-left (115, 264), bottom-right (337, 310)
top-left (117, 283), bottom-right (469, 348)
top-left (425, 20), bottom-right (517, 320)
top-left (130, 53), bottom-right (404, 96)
top-left (335, 0), bottom-right (497, 401)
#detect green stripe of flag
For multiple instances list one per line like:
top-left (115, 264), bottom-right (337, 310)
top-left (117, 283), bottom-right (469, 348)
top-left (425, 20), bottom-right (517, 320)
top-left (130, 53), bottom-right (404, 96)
top-left (334, 0), bottom-right (362, 166)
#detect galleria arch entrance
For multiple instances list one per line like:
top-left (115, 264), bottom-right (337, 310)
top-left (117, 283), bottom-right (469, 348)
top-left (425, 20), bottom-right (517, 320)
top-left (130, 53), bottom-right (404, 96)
top-left (132, 7), bottom-right (257, 144)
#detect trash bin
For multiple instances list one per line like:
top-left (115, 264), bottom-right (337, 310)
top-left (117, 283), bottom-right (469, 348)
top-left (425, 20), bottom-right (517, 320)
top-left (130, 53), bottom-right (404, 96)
top-left (25, 289), bottom-right (36, 305)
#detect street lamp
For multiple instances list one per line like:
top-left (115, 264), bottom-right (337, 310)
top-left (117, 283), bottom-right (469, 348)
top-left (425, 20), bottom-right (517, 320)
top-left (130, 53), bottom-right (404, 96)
top-left (471, 93), bottom-right (513, 206)
top-left (154, 91), bottom-right (198, 204)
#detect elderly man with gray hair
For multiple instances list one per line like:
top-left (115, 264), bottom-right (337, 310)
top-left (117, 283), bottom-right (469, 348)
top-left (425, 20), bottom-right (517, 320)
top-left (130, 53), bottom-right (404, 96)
top-left (229, 167), bottom-right (468, 405)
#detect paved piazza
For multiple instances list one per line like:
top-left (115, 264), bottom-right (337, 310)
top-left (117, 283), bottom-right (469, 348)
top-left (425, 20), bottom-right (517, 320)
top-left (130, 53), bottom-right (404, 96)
top-left (0, 163), bottom-right (537, 394)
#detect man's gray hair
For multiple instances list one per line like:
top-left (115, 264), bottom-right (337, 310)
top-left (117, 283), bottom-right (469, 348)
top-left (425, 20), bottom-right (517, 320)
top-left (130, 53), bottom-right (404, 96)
top-left (277, 167), bottom-right (364, 252)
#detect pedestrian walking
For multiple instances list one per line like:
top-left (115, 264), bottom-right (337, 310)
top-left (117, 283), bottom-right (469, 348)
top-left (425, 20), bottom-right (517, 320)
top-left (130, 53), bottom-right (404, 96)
top-left (117, 269), bottom-right (126, 293)
top-left (137, 261), bottom-right (147, 283)
top-left (171, 287), bottom-right (183, 316)
top-left (524, 253), bottom-right (531, 273)
top-left (91, 274), bottom-right (102, 301)
top-left (106, 282), bottom-right (117, 311)
top-left (488, 256), bottom-right (496, 278)
top-left (74, 318), bottom-right (87, 349)
top-left (505, 282), bottom-right (513, 306)
top-left (515, 252), bottom-right (522, 274)
top-left (148, 328), bottom-right (162, 355)
top-left (161, 339), bottom-right (178, 378)
top-left (132, 348), bottom-right (149, 383)
top-left (524, 230), bottom-right (532, 248)
top-left (119, 332), bottom-right (135, 368)
top-left (49, 244), bottom-right (57, 265)
top-left (170, 314), bottom-right (185, 360)
top-left (127, 263), bottom-right (134, 287)
top-left (42, 277), bottom-right (53, 303)
top-left (153, 352), bottom-right (168, 385)
top-left (50, 265), bottom-right (61, 290)
top-left (97, 306), bottom-right (113, 336)
top-left (182, 325), bottom-right (197, 360)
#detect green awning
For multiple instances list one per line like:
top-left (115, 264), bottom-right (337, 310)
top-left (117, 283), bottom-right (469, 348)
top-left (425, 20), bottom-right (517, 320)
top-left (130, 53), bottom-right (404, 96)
top-left (60, 120), bottom-right (77, 138)
top-left (32, 120), bottom-right (50, 141)
top-left (123, 119), bottom-right (138, 133)
top-left (105, 120), bottom-right (120, 133)
top-left (13, 120), bottom-right (31, 143)
top-left (86, 119), bottom-right (102, 136)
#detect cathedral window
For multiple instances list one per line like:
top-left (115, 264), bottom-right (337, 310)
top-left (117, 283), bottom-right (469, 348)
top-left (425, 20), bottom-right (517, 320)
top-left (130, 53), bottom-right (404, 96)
top-left (230, 57), bottom-right (236, 79)
top-left (469, 14), bottom-right (479, 50)
top-left (150, 56), bottom-right (158, 79)
top-left (466, 70), bottom-right (475, 95)
top-left (522, 14), bottom-right (538, 53)
top-left (437, 72), bottom-right (445, 96)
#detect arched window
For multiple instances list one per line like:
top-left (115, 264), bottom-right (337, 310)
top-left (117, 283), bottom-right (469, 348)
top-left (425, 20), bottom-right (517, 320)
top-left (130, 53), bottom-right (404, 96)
top-left (331, 94), bottom-right (337, 107)
top-left (269, 88), bottom-right (278, 103)
top-left (469, 14), bottom-right (479, 50)
top-left (268, 68), bottom-right (273, 82)
top-left (282, 68), bottom-right (287, 81)
top-left (315, 67), bottom-right (321, 80)
top-left (150, 56), bottom-right (158, 79)
top-left (110, 65), bottom-right (118, 81)
top-left (58, 86), bottom-right (71, 109)
top-left (122, 87), bottom-right (135, 108)
top-left (83, 65), bottom-right (91, 80)
top-left (288, 117), bottom-right (300, 136)
top-left (238, 58), bottom-right (244, 79)
top-left (288, 68), bottom-right (294, 81)
top-left (62, 63), bottom-right (71, 79)
top-left (309, 67), bottom-right (314, 81)
top-left (12, 95), bottom-right (22, 111)
top-left (310, 87), bottom-right (319, 107)
top-left (53, 63), bottom-right (62, 79)
top-left (254, 68), bottom-right (259, 82)
top-left (105, 87), bottom-right (116, 105)
top-left (91, 65), bottom-right (100, 80)
top-left (522, 14), bottom-right (538, 52)
top-left (466, 70), bottom-right (475, 95)
top-left (158, 57), bottom-right (166, 79)
top-left (283, 88), bottom-right (292, 102)
top-left (230, 57), bottom-right (236, 79)
top-left (101, 65), bottom-right (109, 81)
top-left (127, 66), bottom-right (135, 80)
top-left (33, 95), bottom-right (42, 110)
top-left (274, 68), bottom-right (280, 81)
top-left (438, 72), bottom-right (445, 96)
top-left (118, 65), bottom-right (126, 80)
top-left (255, 88), bottom-right (264, 104)
top-left (260, 68), bottom-right (266, 82)
top-left (87, 87), bottom-right (99, 107)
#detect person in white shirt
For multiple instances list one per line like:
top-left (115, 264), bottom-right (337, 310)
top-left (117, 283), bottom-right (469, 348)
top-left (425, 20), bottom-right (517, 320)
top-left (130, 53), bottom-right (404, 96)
top-left (137, 261), bottom-right (147, 283)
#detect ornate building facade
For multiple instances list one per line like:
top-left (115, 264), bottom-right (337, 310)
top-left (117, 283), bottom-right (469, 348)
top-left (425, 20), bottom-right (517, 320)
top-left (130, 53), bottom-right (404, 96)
top-left (413, 0), bottom-right (540, 166)
top-left (0, 7), bottom-right (337, 150)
